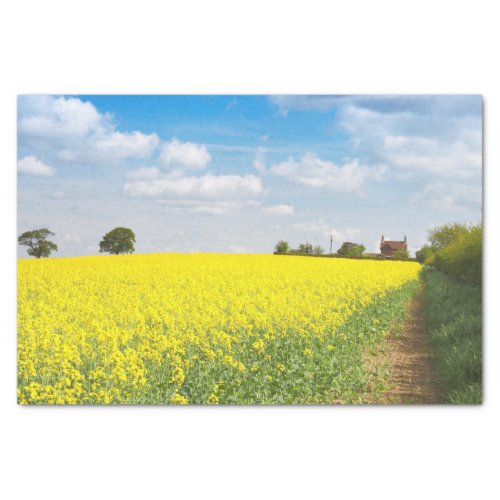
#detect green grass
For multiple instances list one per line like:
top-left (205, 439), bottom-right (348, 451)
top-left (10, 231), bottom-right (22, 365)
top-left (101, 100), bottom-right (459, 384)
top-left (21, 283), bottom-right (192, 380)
top-left (422, 267), bottom-right (482, 404)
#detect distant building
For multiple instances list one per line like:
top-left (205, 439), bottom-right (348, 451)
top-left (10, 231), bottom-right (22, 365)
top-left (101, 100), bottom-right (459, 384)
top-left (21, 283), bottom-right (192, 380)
top-left (380, 235), bottom-right (407, 259)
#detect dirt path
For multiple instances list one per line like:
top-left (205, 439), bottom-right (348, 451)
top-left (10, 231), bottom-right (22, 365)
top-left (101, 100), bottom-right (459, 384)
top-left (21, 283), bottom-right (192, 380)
top-left (375, 287), bottom-right (442, 404)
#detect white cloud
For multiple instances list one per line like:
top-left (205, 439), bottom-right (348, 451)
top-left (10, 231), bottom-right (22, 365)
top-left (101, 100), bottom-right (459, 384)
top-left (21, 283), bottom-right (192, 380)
top-left (293, 219), bottom-right (360, 241)
top-left (382, 135), bottom-right (480, 179)
top-left (411, 182), bottom-right (482, 212)
top-left (160, 139), bottom-right (211, 169)
top-left (253, 147), bottom-right (267, 173)
top-left (18, 95), bottom-right (159, 164)
top-left (18, 156), bottom-right (56, 176)
top-left (155, 199), bottom-right (257, 216)
top-left (337, 101), bottom-right (482, 182)
top-left (262, 204), bottom-right (294, 215)
top-left (94, 131), bottom-right (159, 160)
top-left (19, 95), bottom-right (105, 140)
top-left (189, 206), bottom-right (228, 215)
top-left (124, 172), bottom-right (263, 199)
top-left (269, 153), bottom-right (385, 193)
top-left (125, 167), bottom-right (161, 181)
top-left (63, 233), bottom-right (81, 243)
top-left (270, 95), bottom-right (482, 118)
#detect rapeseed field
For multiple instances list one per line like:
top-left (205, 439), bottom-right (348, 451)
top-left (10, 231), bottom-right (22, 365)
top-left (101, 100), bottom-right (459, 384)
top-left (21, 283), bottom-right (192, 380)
top-left (18, 254), bottom-right (420, 404)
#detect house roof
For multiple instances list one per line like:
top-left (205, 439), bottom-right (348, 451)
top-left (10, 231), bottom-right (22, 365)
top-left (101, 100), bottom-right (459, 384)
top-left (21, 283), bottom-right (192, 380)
top-left (381, 241), bottom-right (407, 250)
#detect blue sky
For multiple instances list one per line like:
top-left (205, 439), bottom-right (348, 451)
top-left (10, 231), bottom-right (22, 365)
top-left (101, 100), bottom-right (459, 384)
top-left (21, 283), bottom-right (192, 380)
top-left (17, 95), bottom-right (482, 257)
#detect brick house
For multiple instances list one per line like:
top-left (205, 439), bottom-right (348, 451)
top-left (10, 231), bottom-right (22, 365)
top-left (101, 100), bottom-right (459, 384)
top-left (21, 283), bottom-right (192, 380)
top-left (380, 235), bottom-right (407, 258)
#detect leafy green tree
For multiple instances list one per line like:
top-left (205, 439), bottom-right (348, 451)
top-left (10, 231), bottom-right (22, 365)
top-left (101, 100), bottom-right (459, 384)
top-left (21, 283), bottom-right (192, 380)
top-left (18, 228), bottom-right (58, 258)
top-left (313, 245), bottom-right (324, 255)
top-left (393, 248), bottom-right (410, 260)
top-left (336, 242), bottom-right (365, 257)
top-left (428, 223), bottom-right (470, 249)
top-left (99, 227), bottom-right (136, 255)
top-left (274, 240), bottom-right (290, 254)
top-left (430, 223), bottom-right (482, 286)
top-left (298, 242), bottom-right (313, 255)
top-left (415, 245), bottom-right (435, 264)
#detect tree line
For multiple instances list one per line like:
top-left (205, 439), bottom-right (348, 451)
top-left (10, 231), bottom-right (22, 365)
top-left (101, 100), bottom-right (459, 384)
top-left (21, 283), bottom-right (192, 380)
top-left (18, 227), bottom-right (136, 258)
top-left (274, 240), bottom-right (410, 260)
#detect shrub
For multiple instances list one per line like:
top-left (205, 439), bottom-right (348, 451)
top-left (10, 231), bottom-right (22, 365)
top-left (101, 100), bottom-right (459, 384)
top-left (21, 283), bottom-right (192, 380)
top-left (416, 223), bottom-right (482, 287)
top-left (433, 224), bottom-right (482, 287)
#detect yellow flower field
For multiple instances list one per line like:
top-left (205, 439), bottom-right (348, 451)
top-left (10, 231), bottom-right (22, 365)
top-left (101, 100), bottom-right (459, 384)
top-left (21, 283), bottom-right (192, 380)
top-left (18, 254), bottom-right (421, 404)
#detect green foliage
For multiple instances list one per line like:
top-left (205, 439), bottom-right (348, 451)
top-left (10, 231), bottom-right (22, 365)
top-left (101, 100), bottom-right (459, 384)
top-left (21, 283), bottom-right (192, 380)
top-left (337, 242), bottom-right (365, 257)
top-left (428, 223), bottom-right (470, 249)
top-left (416, 223), bottom-right (482, 286)
top-left (415, 245), bottom-right (435, 264)
top-left (313, 245), bottom-right (324, 255)
top-left (393, 248), bottom-right (410, 260)
top-left (18, 228), bottom-right (58, 258)
top-left (297, 242), bottom-right (313, 255)
top-left (99, 227), bottom-right (136, 255)
top-left (422, 267), bottom-right (482, 403)
top-left (433, 225), bottom-right (482, 286)
top-left (274, 240), bottom-right (290, 254)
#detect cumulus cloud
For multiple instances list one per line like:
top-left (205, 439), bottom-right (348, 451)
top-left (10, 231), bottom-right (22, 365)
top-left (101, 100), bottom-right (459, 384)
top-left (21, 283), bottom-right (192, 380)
top-left (382, 135), bottom-right (481, 179)
top-left (18, 95), bottom-right (106, 140)
top-left (18, 156), bottom-right (56, 176)
top-left (332, 97), bottom-right (482, 209)
top-left (269, 153), bottom-right (385, 193)
top-left (94, 131), bottom-right (159, 160)
top-left (160, 139), bottom-right (211, 169)
top-left (18, 95), bottom-right (159, 164)
top-left (261, 204), bottom-right (294, 215)
top-left (337, 101), bottom-right (482, 178)
top-left (124, 169), bottom-right (263, 200)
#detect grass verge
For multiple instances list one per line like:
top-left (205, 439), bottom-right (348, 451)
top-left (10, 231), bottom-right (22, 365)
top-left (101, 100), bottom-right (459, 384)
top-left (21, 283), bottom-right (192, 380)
top-left (422, 267), bottom-right (482, 404)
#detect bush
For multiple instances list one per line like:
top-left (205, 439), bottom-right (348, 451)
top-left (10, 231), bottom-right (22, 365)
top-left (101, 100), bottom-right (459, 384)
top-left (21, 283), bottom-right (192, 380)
top-left (433, 224), bottom-right (482, 287)
top-left (416, 223), bottom-right (482, 287)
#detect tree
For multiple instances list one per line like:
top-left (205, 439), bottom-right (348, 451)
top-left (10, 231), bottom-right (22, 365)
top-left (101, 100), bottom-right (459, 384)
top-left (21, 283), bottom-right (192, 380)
top-left (18, 228), bottom-right (58, 258)
top-left (313, 245), bottom-right (324, 255)
top-left (274, 240), bottom-right (290, 254)
top-left (99, 227), bottom-right (136, 255)
top-left (415, 245), bottom-right (435, 264)
top-left (298, 242), bottom-right (313, 255)
top-left (336, 242), bottom-right (365, 257)
top-left (428, 223), bottom-right (470, 249)
top-left (429, 223), bottom-right (482, 286)
top-left (393, 248), bottom-right (410, 260)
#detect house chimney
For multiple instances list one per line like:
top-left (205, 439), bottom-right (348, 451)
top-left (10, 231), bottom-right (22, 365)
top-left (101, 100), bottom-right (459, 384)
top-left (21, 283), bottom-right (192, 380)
top-left (381, 235), bottom-right (384, 242)
top-left (404, 235), bottom-right (407, 243)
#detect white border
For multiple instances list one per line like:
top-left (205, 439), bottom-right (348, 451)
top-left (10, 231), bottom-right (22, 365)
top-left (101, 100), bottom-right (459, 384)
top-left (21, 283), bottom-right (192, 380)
top-left (1, 1), bottom-right (498, 499)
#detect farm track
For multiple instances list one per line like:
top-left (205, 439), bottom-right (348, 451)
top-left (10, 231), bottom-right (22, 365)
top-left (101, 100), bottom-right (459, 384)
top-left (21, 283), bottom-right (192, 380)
top-left (376, 286), bottom-right (442, 404)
